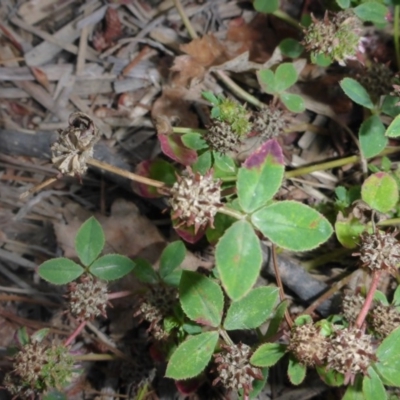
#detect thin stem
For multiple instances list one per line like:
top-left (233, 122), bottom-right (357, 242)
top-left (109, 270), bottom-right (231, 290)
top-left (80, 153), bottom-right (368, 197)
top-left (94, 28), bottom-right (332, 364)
top-left (395, 6), bottom-right (400, 70)
top-left (378, 217), bottom-right (400, 227)
top-left (107, 290), bottom-right (134, 301)
top-left (218, 206), bottom-right (246, 220)
top-left (219, 328), bottom-right (234, 346)
top-left (87, 157), bottom-right (166, 189)
top-left (172, 127), bottom-right (207, 134)
top-left (20, 177), bottom-right (58, 199)
top-left (172, 0), bottom-right (198, 39)
top-left (272, 245), bottom-right (293, 328)
top-left (74, 353), bottom-right (118, 361)
top-left (64, 320), bottom-right (87, 346)
top-left (272, 9), bottom-right (301, 29)
top-left (355, 270), bottom-right (382, 329)
top-left (302, 272), bottom-right (356, 316)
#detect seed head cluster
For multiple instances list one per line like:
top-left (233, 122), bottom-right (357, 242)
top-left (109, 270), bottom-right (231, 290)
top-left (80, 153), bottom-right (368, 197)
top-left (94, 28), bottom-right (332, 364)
top-left (169, 168), bottom-right (222, 233)
top-left (67, 275), bottom-right (108, 321)
top-left (51, 112), bottom-right (100, 176)
top-left (4, 341), bottom-right (75, 398)
top-left (357, 62), bottom-right (394, 100)
top-left (355, 230), bottom-right (400, 273)
top-left (342, 293), bottom-right (365, 323)
top-left (370, 303), bottom-right (400, 337)
top-left (134, 285), bottom-right (178, 340)
top-left (288, 323), bottom-right (329, 367)
top-left (213, 343), bottom-right (263, 397)
top-left (302, 10), bottom-right (362, 65)
top-left (326, 327), bottom-right (376, 380)
top-left (204, 120), bottom-right (241, 154)
top-left (250, 105), bottom-right (288, 139)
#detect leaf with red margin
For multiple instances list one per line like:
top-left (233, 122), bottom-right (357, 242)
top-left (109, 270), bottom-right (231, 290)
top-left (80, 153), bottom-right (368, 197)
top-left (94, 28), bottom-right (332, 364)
top-left (159, 133), bottom-right (198, 166)
top-left (132, 159), bottom-right (177, 198)
top-left (237, 139), bottom-right (284, 213)
top-left (173, 219), bottom-right (206, 244)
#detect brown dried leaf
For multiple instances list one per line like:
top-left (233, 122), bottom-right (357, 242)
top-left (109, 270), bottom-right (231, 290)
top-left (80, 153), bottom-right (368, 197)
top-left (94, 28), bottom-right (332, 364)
top-left (30, 66), bottom-right (51, 91)
top-left (170, 55), bottom-right (206, 87)
top-left (92, 7), bottom-right (122, 51)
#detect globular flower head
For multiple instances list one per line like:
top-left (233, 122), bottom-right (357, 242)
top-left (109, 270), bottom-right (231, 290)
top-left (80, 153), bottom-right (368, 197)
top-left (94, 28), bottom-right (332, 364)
top-left (169, 168), bottom-right (222, 233)
top-left (357, 62), bottom-right (395, 101)
top-left (342, 293), bottom-right (365, 323)
top-left (250, 105), bottom-right (289, 139)
top-left (303, 10), bottom-right (363, 65)
top-left (288, 323), bottom-right (329, 367)
top-left (217, 98), bottom-right (251, 136)
top-left (354, 229), bottom-right (400, 273)
top-left (213, 343), bottom-right (263, 397)
top-left (51, 112), bottom-right (100, 177)
top-left (326, 327), bottom-right (376, 384)
top-left (134, 285), bottom-right (178, 340)
top-left (4, 340), bottom-right (76, 398)
top-left (370, 303), bottom-right (400, 337)
top-left (204, 120), bottom-right (242, 154)
top-left (67, 275), bottom-right (108, 321)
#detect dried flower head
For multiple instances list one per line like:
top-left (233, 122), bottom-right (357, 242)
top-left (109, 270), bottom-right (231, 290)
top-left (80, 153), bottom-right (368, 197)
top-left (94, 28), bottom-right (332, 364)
top-left (213, 343), bottom-right (263, 397)
top-left (370, 303), bottom-right (400, 337)
top-left (250, 105), bottom-right (288, 139)
top-left (288, 323), bottom-right (329, 367)
top-left (204, 120), bottom-right (241, 154)
top-left (303, 10), bottom-right (363, 65)
top-left (134, 285), bottom-right (178, 340)
top-left (4, 341), bottom-right (75, 398)
top-left (67, 275), bottom-right (108, 321)
top-left (326, 327), bottom-right (376, 383)
top-left (357, 62), bottom-right (394, 100)
top-left (169, 168), bottom-right (222, 233)
top-left (354, 229), bottom-right (400, 273)
top-left (342, 293), bottom-right (365, 323)
top-left (51, 112), bottom-right (100, 177)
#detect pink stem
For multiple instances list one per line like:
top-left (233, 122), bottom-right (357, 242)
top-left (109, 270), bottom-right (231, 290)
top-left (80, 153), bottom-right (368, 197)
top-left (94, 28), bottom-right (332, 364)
top-left (107, 290), bottom-right (134, 300)
top-left (64, 320), bottom-right (87, 347)
top-left (355, 270), bottom-right (382, 329)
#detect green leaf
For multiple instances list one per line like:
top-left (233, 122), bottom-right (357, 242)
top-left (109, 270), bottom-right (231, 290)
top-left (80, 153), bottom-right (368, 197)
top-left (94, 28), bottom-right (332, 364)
top-left (202, 91), bottom-right (219, 105)
top-left (279, 38), bottom-right (304, 58)
top-left (376, 327), bottom-right (400, 386)
top-left (311, 53), bottom-right (333, 66)
top-left (361, 172), bottom-right (399, 213)
top-left (213, 152), bottom-right (237, 178)
top-left (165, 332), bottom-right (219, 379)
top-left (43, 392), bottom-right (68, 400)
top-left (224, 286), bottom-right (279, 330)
top-left (75, 217), bottom-right (105, 266)
top-left (336, 0), bottom-right (350, 8)
top-left (288, 355), bottom-right (306, 385)
top-left (237, 139), bottom-right (284, 213)
top-left (89, 254), bottom-right (135, 281)
top-left (179, 271), bottom-right (224, 327)
top-left (132, 258), bottom-right (158, 284)
top-left (181, 132), bottom-right (208, 150)
top-left (159, 241), bottom-right (186, 282)
top-left (340, 78), bottom-right (374, 110)
top-left (335, 218), bottom-right (366, 249)
top-left (280, 92), bottom-right (305, 113)
top-left (359, 115), bottom-right (388, 158)
top-left (374, 290), bottom-right (389, 306)
top-left (342, 375), bottom-right (364, 400)
top-left (17, 327), bottom-right (30, 346)
top-left (363, 367), bottom-right (387, 400)
top-left (354, 3), bottom-right (388, 24)
top-left (385, 114), bottom-right (400, 138)
top-left (265, 300), bottom-right (288, 338)
top-left (242, 368), bottom-right (268, 400)
top-left (393, 285), bottom-right (400, 308)
top-left (38, 258), bottom-right (84, 285)
top-left (254, 0), bottom-right (279, 13)
top-left (251, 201), bottom-right (333, 251)
top-left (250, 343), bottom-right (287, 367)
top-left (316, 366), bottom-right (345, 387)
top-left (275, 63), bottom-right (298, 92)
top-left (257, 68), bottom-right (276, 94)
top-left (192, 150), bottom-right (212, 175)
top-left (215, 221), bottom-right (262, 300)
top-left (206, 212), bottom-right (236, 245)
top-left (381, 95), bottom-right (400, 118)
top-left (31, 328), bottom-right (50, 343)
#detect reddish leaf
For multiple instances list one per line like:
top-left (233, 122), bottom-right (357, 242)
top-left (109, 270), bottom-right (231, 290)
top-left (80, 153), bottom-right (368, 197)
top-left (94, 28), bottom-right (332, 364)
top-left (175, 378), bottom-right (202, 395)
top-left (244, 139), bottom-right (284, 169)
top-left (158, 133), bottom-right (198, 166)
top-left (173, 220), bottom-right (206, 244)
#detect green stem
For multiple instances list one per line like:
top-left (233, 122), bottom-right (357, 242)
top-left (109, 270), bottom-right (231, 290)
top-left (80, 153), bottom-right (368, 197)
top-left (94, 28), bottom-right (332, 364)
top-left (395, 6), bottom-right (400, 70)
top-left (218, 206), bottom-right (246, 220)
top-left (219, 328), bottom-right (234, 346)
top-left (73, 353), bottom-right (118, 361)
top-left (172, 0), bottom-right (198, 39)
top-left (272, 9), bottom-right (301, 29)
top-left (172, 127), bottom-right (207, 134)
top-left (377, 217), bottom-right (400, 227)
